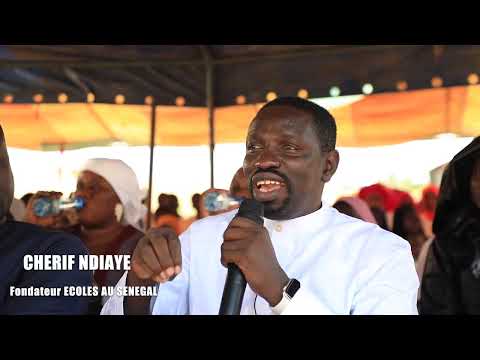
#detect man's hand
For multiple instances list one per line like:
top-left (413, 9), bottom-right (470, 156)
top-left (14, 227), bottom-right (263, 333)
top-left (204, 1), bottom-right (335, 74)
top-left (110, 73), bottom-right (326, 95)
top-left (130, 227), bottom-right (182, 284)
top-left (125, 227), bottom-right (182, 315)
top-left (221, 217), bottom-right (289, 307)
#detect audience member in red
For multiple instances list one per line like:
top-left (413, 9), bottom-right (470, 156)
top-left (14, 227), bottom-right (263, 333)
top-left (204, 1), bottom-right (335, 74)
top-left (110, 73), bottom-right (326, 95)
top-left (359, 183), bottom-right (391, 211)
top-left (391, 189), bottom-right (415, 209)
top-left (359, 183), bottom-right (397, 228)
top-left (370, 206), bottom-right (389, 231)
top-left (416, 185), bottom-right (439, 238)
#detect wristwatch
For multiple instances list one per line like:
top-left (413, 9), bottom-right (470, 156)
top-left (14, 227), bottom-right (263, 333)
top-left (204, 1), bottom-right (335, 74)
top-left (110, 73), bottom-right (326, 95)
top-left (271, 278), bottom-right (301, 315)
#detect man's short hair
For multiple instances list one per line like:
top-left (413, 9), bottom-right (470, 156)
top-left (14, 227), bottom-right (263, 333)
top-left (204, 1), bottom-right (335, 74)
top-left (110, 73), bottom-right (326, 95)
top-left (259, 97), bottom-right (337, 152)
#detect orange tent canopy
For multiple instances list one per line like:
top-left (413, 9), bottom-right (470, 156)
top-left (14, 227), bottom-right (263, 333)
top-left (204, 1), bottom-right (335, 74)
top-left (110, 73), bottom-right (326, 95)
top-left (2, 85), bottom-right (479, 150)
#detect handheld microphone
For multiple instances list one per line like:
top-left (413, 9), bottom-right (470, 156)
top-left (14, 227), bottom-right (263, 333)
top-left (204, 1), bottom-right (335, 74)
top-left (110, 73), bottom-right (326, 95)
top-left (219, 199), bottom-right (264, 315)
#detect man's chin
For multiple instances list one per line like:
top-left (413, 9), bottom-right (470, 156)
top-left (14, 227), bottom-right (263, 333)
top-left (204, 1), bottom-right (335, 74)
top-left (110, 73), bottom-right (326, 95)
top-left (256, 198), bottom-right (279, 210)
top-left (250, 191), bottom-right (290, 218)
top-left (262, 201), bottom-right (290, 219)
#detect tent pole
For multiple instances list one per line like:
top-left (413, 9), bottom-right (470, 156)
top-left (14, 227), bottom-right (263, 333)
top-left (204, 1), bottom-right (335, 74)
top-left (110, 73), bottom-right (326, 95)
top-left (201, 46), bottom-right (216, 188)
top-left (146, 102), bottom-right (157, 230)
top-left (207, 62), bottom-right (215, 188)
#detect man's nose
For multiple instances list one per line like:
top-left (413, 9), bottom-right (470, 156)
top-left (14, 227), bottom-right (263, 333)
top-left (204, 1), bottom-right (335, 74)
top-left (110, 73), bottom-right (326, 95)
top-left (255, 159), bottom-right (281, 170)
top-left (254, 147), bottom-right (281, 169)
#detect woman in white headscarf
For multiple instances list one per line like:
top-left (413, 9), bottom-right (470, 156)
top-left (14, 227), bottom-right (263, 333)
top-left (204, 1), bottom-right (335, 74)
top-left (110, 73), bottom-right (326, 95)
top-left (72, 159), bottom-right (146, 286)
top-left (26, 158), bottom-right (146, 312)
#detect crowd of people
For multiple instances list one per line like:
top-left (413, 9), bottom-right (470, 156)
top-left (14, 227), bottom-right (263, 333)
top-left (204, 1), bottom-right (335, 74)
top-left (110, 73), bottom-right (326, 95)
top-left (1, 96), bottom-right (479, 315)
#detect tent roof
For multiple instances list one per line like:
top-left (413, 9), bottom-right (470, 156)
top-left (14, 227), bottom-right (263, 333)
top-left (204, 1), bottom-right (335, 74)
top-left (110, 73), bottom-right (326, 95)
top-left (2, 45), bottom-right (480, 106)
top-left (3, 85), bottom-right (479, 150)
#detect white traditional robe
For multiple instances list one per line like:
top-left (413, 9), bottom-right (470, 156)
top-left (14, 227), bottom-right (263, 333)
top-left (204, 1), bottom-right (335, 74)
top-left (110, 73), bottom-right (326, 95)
top-left (101, 205), bottom-right (419, 315)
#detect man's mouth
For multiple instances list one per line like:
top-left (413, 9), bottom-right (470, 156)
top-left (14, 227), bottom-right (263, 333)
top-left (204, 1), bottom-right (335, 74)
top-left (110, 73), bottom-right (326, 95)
top-left (251, 173), bottom-right (288, 201)
top-left (255, 179), bottom-right (286, 193)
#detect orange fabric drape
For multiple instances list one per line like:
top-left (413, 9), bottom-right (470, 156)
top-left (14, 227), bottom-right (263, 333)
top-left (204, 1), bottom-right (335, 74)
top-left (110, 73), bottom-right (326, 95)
top-left (2, 86), bottom-right (479, 150)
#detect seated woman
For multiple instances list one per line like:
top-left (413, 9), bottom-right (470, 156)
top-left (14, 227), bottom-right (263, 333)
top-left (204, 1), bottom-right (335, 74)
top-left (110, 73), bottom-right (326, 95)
top-left (392, 203), bottom-right (428, 261)
top-left (369, 206), bottom-right (389, 231)
top-left (153, 194), bottom-right (184, 235)
top-left (26, 158), bottom-right (146, 313)
top-left (416, 185), bottom-right (439, 238)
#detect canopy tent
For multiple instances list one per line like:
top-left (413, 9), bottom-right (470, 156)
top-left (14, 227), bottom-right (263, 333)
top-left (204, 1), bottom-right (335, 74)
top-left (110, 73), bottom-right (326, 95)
top-left (3, 85), bottom-right (480, 149)
top-left (2, 45), bottom-right (480, 226)
top-left (2, 45), bottom-right (480, 105)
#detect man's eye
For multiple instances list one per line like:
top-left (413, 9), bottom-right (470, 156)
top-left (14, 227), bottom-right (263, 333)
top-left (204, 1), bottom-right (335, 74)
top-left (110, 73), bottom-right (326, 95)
top-left (247, 144), bottom-right (261, 152)
top-left (284, 144), bottom-right (298, 151)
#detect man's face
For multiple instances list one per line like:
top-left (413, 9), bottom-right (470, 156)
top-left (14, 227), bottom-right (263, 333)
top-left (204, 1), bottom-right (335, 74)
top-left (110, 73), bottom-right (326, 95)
top-left (243, 105), bottom-right (338, 220)
top-left (0, 126), bottom-right (14, 221)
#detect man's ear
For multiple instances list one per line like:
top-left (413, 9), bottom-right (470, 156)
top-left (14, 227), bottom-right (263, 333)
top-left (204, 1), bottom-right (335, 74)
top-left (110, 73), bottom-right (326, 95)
top-left (322, 150), bottom-right (340, 183)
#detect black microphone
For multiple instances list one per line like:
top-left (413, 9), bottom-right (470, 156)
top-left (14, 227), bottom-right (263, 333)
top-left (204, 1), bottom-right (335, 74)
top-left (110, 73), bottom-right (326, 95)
top-left (219, 199), bottom-right (264, 315)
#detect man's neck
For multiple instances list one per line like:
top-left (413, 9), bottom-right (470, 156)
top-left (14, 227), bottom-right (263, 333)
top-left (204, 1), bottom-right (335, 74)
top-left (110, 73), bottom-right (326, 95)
top-left (0, 216), bottom-right (5, 225)
top-left (266, 202), bottom-right (323, 221)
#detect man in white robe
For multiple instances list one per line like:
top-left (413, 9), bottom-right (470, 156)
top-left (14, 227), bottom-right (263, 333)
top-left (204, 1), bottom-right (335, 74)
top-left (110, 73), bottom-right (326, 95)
top-left (102, 97), bottom-right (419, 315)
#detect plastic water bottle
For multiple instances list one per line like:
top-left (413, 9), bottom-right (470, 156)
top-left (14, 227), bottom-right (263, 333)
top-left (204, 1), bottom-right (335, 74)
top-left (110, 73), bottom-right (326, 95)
top-left (203, 191), bottom-right (243, 212)
top-left (33, 197), bottom-right (85, 217)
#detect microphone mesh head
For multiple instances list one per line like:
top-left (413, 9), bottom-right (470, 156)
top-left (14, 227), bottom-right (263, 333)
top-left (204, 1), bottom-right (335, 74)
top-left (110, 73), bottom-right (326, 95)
top-left (237, 199), bottom-right (264, 225)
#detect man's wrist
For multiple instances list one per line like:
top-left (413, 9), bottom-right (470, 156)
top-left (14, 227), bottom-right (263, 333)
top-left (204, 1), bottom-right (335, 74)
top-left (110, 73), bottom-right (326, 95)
top-left (266, 271), bottom-right (290, 307)
top-left (270, 278), bottom-right (301, 315)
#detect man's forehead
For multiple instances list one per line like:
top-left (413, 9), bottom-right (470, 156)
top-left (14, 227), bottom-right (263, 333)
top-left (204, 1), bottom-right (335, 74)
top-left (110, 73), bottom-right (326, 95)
top-left (250, 106), bottom-right (313, 128)
top-left (248, 112), bottom-right (314, 140)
